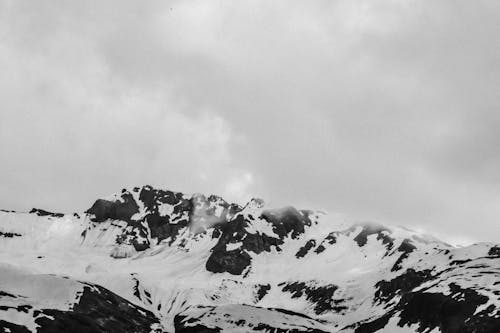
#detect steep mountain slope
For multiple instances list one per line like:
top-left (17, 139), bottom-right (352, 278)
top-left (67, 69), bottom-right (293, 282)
top-left (0, 185), bottom-right (499, 332)
top-left (0, 264), bottom-right (162, 333)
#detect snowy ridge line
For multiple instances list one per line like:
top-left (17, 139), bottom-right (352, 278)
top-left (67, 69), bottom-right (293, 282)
top-left (0, 185), bottom-right (499, 332)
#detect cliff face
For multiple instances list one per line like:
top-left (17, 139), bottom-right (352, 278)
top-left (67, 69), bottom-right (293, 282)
top-left (0, 185), bottom-right (499, 332)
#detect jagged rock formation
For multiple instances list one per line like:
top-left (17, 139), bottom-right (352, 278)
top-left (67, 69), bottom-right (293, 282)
top-left (0, 185), bottom-right (499, 332)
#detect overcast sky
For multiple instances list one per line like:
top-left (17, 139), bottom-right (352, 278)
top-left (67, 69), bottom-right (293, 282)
top-left (1, 1), bottom-right (499, 244)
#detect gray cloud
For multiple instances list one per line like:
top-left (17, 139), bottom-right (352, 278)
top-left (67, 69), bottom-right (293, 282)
top-left (0, 0), bottom-right (499, 244)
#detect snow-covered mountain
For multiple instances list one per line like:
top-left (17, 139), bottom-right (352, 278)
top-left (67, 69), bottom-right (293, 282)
top-left (0, 185), bottom-right (499, 332)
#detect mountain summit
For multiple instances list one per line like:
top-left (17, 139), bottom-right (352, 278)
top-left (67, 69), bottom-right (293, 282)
top-left (0, 185), bottom-right (499, 332)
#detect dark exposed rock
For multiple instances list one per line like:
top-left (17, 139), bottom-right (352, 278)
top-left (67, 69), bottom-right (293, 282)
top-left (29, 208), bottom-right (64, 218)
top-left (391, 239), bottom-right (417, 271)
top-left (324, 232), bottom-right (338, 244)
top-left (132, 277), bottom-right (141, 300)
top-left (206, 248), bottom-right (252, 275)
top-left (352, 224), bottom-right (392, 247)
top-left (261, 207), bottom-right (312, 240)
top-left (255, 284), bottom-right (271, 301)
top-left (397, 283), bottom-right (497, 333)
top-left (139, 186), bottom-right (190, 216)
top-left (397, 239), bottom-right (417, 254)
top-left (465, 305), bottom-right (500, 332)
top-left (206, 214), bottom-right (279, 275)
top-left (0, 305), bottom-right (32, 313)
top-left (132, 240), bottom-right (150, 251)
top-left (450, 258), bottom-right (473, 266)
top-left (86, 193), bottom-right (139, 223)
top-left (280, 281), bottom-right (345, 314)
top-left (0, 320), bottom-right (31, 333)
top-left (85, 187), bottom-right (184, 250)
top-left (268, 307), bottom-right (315, 320)
top-left (374, 268), bottom-right (433, 304)
top-left (314, 232), bottom-right (339, 254)
top-left (366, 276), bottom-right (500, 333)
top-left (138, 186), bottom-right (193, 245)
top-left (314, 245), bottom-right (326, 254)
top-left (296, 239), bottom-right (316, 258)
top-left (353, 313), bottom-right (392, 333)
top-left (397, 238), bottom-right (417, 254)
top-left (355, 280), bottom-right (500, 333)
top-left (205, 205), bottom-right (314, 275)
top-left (0, 290), bottom-right (17, 298)
top-left (0, 231), bottom-right (21, 238)
top-left (144, 213), bottom-right (188, 244)
top-left (111, 219), bottom-right (150, 251)
top-left (488, 246), bottom-right (500, 257)
top-left (377, 233), bottom-right (395, 251)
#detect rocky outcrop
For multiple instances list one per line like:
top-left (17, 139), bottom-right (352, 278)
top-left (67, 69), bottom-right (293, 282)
top-left (206, 206), bottom-right (313, 275)
top-left (279, 281), bottom-right (346, 314)
top-left (84, 186), bottom-right (243, 251)
top-left (86, 191), bottom-right (139, 222)
top-left (29, 208), bottom-right (64, 218)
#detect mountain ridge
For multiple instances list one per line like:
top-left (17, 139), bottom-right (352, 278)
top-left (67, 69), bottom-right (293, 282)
top-left (0, 185), bottom-right (498, 332)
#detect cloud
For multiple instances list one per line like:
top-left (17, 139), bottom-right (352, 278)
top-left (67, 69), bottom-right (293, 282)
top-left (224, 172), bottom-right (254, 204)
top-left (0, 0), bottom-right (499, 244)
top-left (0, 1), bottom-right (248, 212)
